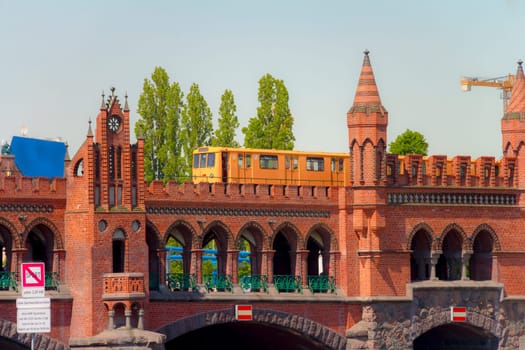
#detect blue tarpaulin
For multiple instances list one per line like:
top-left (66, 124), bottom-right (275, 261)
top-left (10, 136), bottom-right (66, 178)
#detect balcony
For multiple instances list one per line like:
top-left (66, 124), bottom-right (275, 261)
top-left (0, 272), bottom-right (17, 292)
top-left (102, 272), bottom-right (145, 301)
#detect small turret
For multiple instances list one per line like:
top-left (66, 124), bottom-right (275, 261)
top-left (347, 50), bottom-right (388, 186)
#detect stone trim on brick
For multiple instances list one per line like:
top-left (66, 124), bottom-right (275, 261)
top-left (156, 308), bottom-right (347, 350)
top-left (0, 319), bottom-right (70, 350)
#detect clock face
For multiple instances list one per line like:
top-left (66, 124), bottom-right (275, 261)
top-left (108, 115), bottom-right (121, 132)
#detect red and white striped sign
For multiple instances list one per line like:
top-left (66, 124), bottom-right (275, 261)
top-left (451, 306), bottom-right (467, 322)
top-left (235, 305), bottom-right (253, 321)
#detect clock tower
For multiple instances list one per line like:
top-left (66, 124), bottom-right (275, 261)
top-left (66, 88), bottom-right (147, 337)
top-left (94, 87), bottom-right (139, 210)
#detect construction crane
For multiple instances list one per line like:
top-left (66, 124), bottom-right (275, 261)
top-left (460, 74), bottom-right (515, 113)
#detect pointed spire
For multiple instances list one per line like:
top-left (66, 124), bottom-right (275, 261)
top-left (64, 141), bottom-right (70, 161)
top-left (505, 60), bottom-right (525, 115)
top-left (352, 50), bottom-right (383, 106)
top-left (124, 92), bottom-right (129, 111)
top-left (87, 118), bottom-right (93, 137)
top-left (100, 91), bottom-right (106, 110)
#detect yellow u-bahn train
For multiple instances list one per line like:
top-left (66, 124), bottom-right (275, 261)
top-left (192, 147), bottom-right (350, 186)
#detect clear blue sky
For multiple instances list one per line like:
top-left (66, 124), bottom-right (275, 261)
top-left (1, 0), bottom-right (524, 158)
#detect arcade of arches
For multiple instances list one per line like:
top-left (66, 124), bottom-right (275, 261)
top-left (145, 220), bottom-right (338, 290)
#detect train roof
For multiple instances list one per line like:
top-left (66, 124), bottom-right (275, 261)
top-left (194, 146), bottom-right (349, 157)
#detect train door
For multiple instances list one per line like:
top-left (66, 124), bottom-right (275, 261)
top-left (221, 152), bottom-right (228, 183)
top-left (236, 152), bottom-right (251, 183)
top-left (330, 158), bottom-right (344, 186)
top-left (284, 155), bottom-right (299, 185)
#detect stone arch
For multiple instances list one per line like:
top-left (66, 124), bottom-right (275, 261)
top-left (235, 221), bottom-right (267, 250)
top-left (409, 309), bottom-right (501, 344)
top-left (0, 319), bottom-right (69, 350)
top-left (305, 223), bottom-right (337, 278)
top-left (156, 308), bottom-right (346, 350)
top-left (0, 217), bottom-right (20, 248)
top-left (145, 220), bottom-right (163, 291)
top-left (407, 223), bottom-right (433, 281)
top-left (439, 223), bottom-right (468, 250)
top-left (406, 222), bottom-right (434, 251)
top-left (145, 220), bottom-right (163, 246)
top-left (22, 217), bottom-right (64, 250)
top-left (305, 223), bottom-right (337, 251)
top-left (470, 223), bottom-right (501, 252)
top-left (164, 220), bottom-right (196, 247)
top-left (272, 221), bottom-right (303, 248)
top-left (201, 220), bottom-right (234, 249)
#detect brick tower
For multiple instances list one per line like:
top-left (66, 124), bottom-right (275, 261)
top-left (65, 89), bottom-right (147, 337)
top-left (346, 51), bottom-right (391, 296)
top-left (347, 50), bottom-right (388, 187)
top-left (502, 60), bottom-right (525, 190)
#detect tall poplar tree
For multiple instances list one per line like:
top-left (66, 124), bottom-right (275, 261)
top-left (212, 89), bottom-right (240, 147)
top-left (181, 83), bottom-right (214, 177)
top-left (242, 74), bottom-right (295, 150)
top-left (136, 67), bottom-right (184, 183)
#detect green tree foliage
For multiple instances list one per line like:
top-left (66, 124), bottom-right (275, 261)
top-left (212, 89), bottom-right (240, 147)
top-left (136, 67), bottom-right (184, 183)
top-left (389, 129), bottom-right (429, 155)
top-left (242, 74), bottom-right (295, 150)
top-left (181, 83), bottom-right (213, 177)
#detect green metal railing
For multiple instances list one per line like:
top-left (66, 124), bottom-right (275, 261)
top-left (203, 274), bottom-right (233, 292)
top-left (45, 272), bottom-right (60, 291)
top-left (0, 272), bottom-right (18, 292)
top-left (166, 273), bottom-right (196, 292)
top-left (239, 274), bottom-right (268, 293)
top-left (273, 275), bottom-right (302, 293)
top-left (307, 275), bottom-right (336, 294)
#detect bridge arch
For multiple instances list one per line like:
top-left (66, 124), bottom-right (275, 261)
top-left (410, 309), bottom-right (500, 349)
top-left (157, 308), bottom-right (346, 350)
top-left (0, 319), bottom-right (69, 350)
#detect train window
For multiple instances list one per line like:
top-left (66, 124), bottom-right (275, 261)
top-left (238, 154), bottom-right (243, 168)
top-left (207, 153), bottom-right (215, 167)
top-left (193, 154), bottom-right (200, 168)
top-left (246, 155), bottom-right (251, 168)
top-left (331, 158), bottom-right (344, 172)
top-left (285, 156), bottom-right (290, 169)
top-left (293, 157), bottom-right (298, 170)
top-left (260, 155), bottom-right (278, 169)
top-left (306, 157), bottom-right (324, 171)
top-left (200, 154), bottom-right (207, 168)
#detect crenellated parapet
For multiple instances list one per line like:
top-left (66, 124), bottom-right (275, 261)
top-left (0, 174), bottom-right (66, 199)
top-left (385, 153), bottom-right (517, 189)
top-left (145, 180), bottom-right (339, 205)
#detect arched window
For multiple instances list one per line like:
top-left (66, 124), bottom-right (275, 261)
top-left (112, 229), bottom-right (126, 273)
top-left (410, 230), bottom-right (431, 281)
top-left (436, 230), bottom-right (462, 281)
top-left (273, 232), bottom-right (292, 276)
top-left (470, 231), bottom-right (493, 281)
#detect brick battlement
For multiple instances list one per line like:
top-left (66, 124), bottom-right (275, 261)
top-left (0, 174), bottom-right (66, 199)
top-left (145, 180), bottom-right (339, 204)
top-left (385, 154), bottom-right (517, 189)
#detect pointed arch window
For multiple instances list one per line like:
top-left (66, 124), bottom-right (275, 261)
top-left (116, 147), bottom-right (122, 179)
top-left (112, 229), bottom-right (126, 273)
top-left (109, 146), bottom-right (115, 179)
